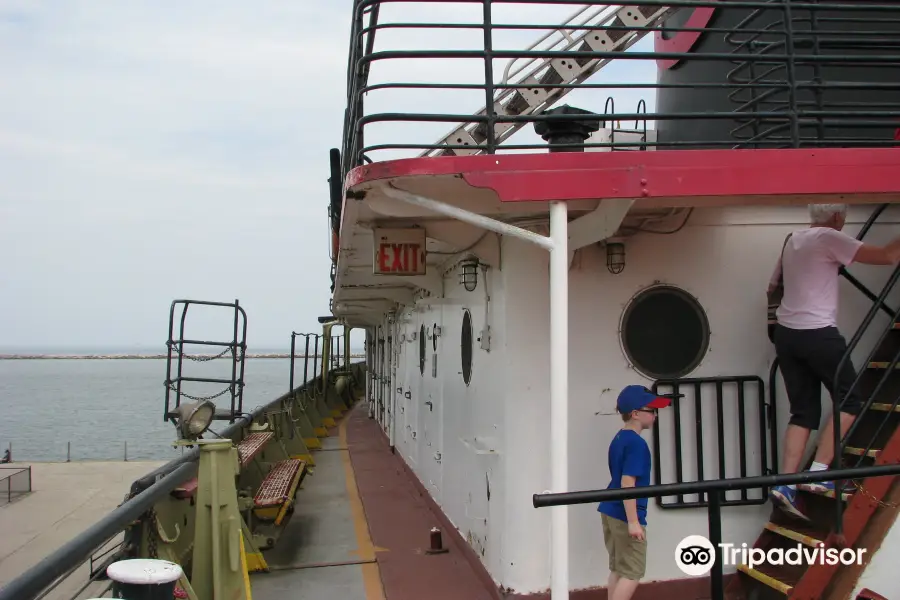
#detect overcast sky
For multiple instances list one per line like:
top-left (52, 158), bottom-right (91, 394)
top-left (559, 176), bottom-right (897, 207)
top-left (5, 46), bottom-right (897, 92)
top-left (0, 1), bottom-right (655, 351)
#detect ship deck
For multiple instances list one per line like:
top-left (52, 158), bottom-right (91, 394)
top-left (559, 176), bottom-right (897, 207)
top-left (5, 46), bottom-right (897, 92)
top-left (250, 402), bottom-right (496, 600)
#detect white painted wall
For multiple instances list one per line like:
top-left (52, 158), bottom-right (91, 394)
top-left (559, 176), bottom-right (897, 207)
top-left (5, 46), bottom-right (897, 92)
top-left (368, 203), bottom-right (900, 595)
top-left (850, 505), bottom-right (900, 599)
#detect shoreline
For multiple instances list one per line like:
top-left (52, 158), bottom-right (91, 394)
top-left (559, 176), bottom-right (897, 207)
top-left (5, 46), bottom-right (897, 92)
top-left (0, 353), bottom-right (366, 360)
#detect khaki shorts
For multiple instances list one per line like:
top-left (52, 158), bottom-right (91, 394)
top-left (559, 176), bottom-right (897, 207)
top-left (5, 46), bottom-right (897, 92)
top-left (601, 513), bottom-right (647, 581)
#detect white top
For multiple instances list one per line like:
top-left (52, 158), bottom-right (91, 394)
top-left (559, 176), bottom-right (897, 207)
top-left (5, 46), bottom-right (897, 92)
top-left (106, 558), bottom-right (183, 585)
top-left (771, 227), bottom-right (863, 329)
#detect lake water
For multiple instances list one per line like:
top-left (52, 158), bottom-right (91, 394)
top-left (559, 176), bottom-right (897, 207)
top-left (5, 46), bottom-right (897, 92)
top-left (0, 356), bottom-right (324, 462)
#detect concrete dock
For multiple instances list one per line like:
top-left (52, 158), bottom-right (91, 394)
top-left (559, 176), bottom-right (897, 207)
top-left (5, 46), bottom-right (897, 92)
top-left (0, 461), bottom-right (165, 599)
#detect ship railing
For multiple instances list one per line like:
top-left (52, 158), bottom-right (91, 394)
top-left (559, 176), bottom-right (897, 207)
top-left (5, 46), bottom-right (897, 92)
top-left (0, 361), bottom-right (366, 600)
top-left (339, 0), bottom-right (900, 178)
top-left (0, 465), bottom-right (31, 506)
top-left (533, 463), bottom-right (900, 600)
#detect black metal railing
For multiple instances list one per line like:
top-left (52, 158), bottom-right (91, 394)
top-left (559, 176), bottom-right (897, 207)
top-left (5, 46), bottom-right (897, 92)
top-left (829, 260), bottom-right (900, 538)
top-left (533, 463), bottom-right (900, 600)
top-left (289, 332), bottom-right (322, 394)
top-left (163, 299), bottom-right (248, 424)
top-left (765, 204), bottom-right (900, 539)
top-left (726, 1), bottom-right (900, 149)
top-left (338, 0), bottom-right (900, 176)
top-left (651, 376), bottom-right (772, 508)
top-left (0, 466), bottom-right (31, 506)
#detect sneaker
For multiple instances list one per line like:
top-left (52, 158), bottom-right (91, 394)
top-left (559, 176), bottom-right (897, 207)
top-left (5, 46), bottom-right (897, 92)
top-left (770, 485), bottom-right (810, 520)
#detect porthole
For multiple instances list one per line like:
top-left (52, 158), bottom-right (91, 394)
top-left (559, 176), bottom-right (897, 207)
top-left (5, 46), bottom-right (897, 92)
top-left (620, 285), bottom-right (710, 379)
top-left (461, 310), bottom-right (473, 386)
top-left (419, 324), bottom-right (426, 376)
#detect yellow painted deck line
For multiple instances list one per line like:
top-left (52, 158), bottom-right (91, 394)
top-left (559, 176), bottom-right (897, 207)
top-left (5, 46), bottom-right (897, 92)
top-left (339, 414), bottom-right (386, 600)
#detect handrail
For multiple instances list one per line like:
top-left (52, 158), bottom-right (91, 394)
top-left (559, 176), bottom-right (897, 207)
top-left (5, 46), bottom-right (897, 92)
top-left (337, 0), bottom-right (900, 173)
top-left (830, 260), bottom-right (900, 539)
top-left (533, 463), bottom-right (900, 600)
top-left (767, 203), bottom-right (898, 539)
top-left (0, 361), bottom-right (366, 600)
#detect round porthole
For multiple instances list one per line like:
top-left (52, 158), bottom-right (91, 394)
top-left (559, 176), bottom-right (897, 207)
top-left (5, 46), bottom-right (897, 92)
top-left (461, 310), bottom-right (473, 386)
top-left (419, 324), bottom-right (426, 376)
top-left (620, 285), bottom-right (710, 379)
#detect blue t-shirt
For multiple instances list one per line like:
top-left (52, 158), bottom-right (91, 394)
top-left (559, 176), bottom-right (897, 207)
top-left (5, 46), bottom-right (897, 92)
top-left (597, 429), bottom-right (651, 526)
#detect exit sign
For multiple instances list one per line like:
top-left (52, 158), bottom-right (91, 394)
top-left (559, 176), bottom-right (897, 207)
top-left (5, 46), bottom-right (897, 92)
top-left (373, 228), bottom-right (427, 276)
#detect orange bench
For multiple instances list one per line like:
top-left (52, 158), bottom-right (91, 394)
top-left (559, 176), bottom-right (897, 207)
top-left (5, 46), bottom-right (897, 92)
top-left (252, 458), bottom-right (307, 525)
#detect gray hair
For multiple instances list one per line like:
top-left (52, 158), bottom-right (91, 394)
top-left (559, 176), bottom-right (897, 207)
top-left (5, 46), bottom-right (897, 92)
top-left (809, 204), bottom-right (847, 224)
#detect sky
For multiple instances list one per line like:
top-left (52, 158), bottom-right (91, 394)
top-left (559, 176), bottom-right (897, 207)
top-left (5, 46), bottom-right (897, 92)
top-left (0, 1), bottom-right (656, 352)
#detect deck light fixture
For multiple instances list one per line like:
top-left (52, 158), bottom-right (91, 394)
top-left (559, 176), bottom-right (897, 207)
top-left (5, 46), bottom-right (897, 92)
top-left (606, 239), bottom-right (625, 274)
top-left (460, 258), bottom-right (479, 291)
top-left (172, 400), bottom-right (216, 441)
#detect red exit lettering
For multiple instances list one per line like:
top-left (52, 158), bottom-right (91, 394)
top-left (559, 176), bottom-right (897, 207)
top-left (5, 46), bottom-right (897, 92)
top-left (377, 243), bottom-right (423, 274)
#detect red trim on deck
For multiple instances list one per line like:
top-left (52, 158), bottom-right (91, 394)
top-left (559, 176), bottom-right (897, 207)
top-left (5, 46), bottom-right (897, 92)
top-left (346, 148), bottom-right (900, 204)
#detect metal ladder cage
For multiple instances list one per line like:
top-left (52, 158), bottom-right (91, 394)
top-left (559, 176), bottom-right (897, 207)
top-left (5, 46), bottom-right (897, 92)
top-left (725, 0), bottom-right (900, 149)
top-left (163, 299), bottom-right (248, 424)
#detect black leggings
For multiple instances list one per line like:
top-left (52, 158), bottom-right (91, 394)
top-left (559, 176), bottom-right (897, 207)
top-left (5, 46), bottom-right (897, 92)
top-left (774, 325), bottom-right (862, 430)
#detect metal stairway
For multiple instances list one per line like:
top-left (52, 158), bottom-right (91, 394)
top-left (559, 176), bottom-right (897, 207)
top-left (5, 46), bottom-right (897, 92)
top-left (424, 3), bottom-right (675, 157)
top-left (730, 208), bottom-right (900, 599)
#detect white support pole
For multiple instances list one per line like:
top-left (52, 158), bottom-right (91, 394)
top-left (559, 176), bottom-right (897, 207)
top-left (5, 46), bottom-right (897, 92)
top-left (366, 328), bottom-right (373, 418)
top-left (549, 200), bottom-right (569, 600)
top-left (383, 185), bottom-right (554, 251)
top-left (384, 187), bottom-right (569, 599)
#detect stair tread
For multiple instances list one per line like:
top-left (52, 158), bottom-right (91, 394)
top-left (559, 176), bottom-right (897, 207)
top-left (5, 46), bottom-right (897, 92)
top-left (737, 562), bottom-right (798, 594)
top-left (869, 402), bottom-right (900, 412)
top-left (845, 445), bottom-right (882, 458)
top-left (764, 521), bottom-right (825, 546)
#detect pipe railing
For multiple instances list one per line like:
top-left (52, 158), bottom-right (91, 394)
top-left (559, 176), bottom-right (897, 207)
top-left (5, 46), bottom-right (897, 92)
top-left (339, 0), bottom-right (900, 175)
top-left (533, 463), bottom-right (900, 600)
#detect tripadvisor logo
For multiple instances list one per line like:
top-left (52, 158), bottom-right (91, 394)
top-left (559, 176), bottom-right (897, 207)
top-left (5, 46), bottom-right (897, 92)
top-left (675, 535), bottom-right (867, 576)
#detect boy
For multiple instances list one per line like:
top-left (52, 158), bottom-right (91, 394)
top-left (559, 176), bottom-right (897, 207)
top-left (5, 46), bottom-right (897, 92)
top-left (597, 385), bottom-right (671, 600)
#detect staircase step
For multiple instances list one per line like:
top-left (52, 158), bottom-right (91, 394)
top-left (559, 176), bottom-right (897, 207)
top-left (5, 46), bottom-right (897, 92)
top-left (737, 564), bottom-right (793, 595)
top-left (801, 485), bottom-right (853, 501)
top-left (763, 521), bottom-right (823, 547)
top-left (845, 446), bottom-right (882, 458)
top-left (868, 361), bottom-right (900, 369)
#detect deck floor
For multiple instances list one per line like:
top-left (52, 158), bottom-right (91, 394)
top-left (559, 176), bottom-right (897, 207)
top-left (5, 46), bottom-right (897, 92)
top-left (252, 401), bottom-right (496, 600)
top-left (250, 431), bottom-right (372, 599)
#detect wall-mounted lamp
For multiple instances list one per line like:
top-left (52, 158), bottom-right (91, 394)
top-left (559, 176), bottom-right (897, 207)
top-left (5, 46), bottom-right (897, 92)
top-left (605, 240), bottom-right (625, 274)
top-left (459, 258), bottom-right (479, 291)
